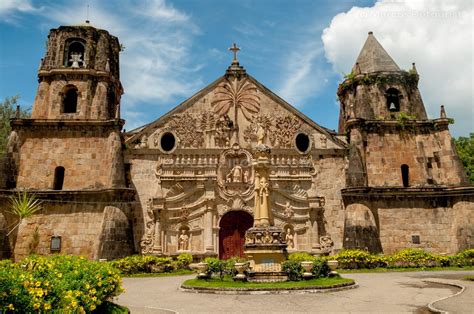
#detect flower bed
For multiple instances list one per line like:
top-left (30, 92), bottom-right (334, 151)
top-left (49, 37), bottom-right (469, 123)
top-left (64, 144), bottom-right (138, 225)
top-left (331, 248), bottom-right (474, 270)
top-left (0, 255), bottom-right (123, 312)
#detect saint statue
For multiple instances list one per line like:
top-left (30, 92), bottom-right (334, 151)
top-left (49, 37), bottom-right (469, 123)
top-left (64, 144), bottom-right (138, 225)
top-left (256, 122), bottom-right (266, 145)
top-left (285, 228), bottom-right (294, 249)
top-left (178, 229), bottom-right (189, 251)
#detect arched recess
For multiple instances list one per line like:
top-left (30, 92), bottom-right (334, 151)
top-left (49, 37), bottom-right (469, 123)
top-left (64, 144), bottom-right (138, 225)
top-left (64, 39), bottom-right (86, 68)
top-left (219, 211), bottom-right (253, 260)
top-left (343, 203), bottom-right (382, 253)
top-left (62, 85), bottom-right (79, 113)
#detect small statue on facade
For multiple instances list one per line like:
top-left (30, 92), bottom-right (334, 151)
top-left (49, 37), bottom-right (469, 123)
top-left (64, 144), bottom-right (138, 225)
top-left (178, 229), bottom-right (190, 251)
top-left (283, 201), bottom-right (294, 219)
top-left (285, 228), bottom-right (294, 249)
top-left (226, 165), bottom-right (243, 183)
top-left (256, 122), bottom-right (266, 145)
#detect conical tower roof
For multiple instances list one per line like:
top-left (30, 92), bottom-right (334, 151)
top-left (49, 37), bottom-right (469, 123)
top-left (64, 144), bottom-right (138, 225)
top-left (352, 32), bottom-right (400, 74)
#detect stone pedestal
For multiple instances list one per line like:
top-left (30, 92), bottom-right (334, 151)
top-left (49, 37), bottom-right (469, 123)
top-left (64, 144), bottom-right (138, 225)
top-left (244, 226), bottom-right (288, 282)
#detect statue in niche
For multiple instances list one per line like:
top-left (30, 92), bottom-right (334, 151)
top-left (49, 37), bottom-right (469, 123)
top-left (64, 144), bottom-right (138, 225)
top-left (178, 229), bottom-right (190, 251)
top-left (285, 227), bottom-right (295, 249)
top-left (70, 52), bottom-right (83, 68)
top-left (283, 201), bottom-right (295, 219)
top-left (226, 165), bottom-right (244, 183)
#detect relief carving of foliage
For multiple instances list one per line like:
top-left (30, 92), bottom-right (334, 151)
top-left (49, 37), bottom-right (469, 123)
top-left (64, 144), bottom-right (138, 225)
top-left (168, 113), bottom-right (203, 148)
top-left (243, 114), bottom-right (274, 144)
top-left (270, 115), bottom-right (302, 148)
top-left (211, 78), bottom-right (260, 121)
top-left (199, 111), bottom-right (217, 131)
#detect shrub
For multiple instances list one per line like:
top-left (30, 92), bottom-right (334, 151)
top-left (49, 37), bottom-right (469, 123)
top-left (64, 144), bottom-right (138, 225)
top-left (203, 257), bottom-right (227, 279)
top-left (387, 248), bottom-right (440, 268)
top-left (281, 260), bottom-right (302, 281)
top-left (0, 255), bottom-right (122, 312)
top-left (284, 253), bottom-right (330, 280)
top-left (287, 252), bottom-right (316, 263)
top-left (110, 255), bottom-right (174, 274)
top-left (312, 259), bottom-right (330, 278)
top-left (450, 249), bottom-right (474, 267)
top-left (175, 253), bottom-right (193, 270)
top-left (334, 249), bottom-right (383, 269)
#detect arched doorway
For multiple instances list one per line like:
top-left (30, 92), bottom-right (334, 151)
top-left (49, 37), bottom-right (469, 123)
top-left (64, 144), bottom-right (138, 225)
top-left (219, 211), bottom-right (253, 260)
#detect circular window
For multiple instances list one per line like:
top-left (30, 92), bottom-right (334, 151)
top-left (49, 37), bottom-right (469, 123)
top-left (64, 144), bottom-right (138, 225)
top-left (160, 132), bottom-right (176, 152)
top-left (295, 133), bottom-right (310, 153)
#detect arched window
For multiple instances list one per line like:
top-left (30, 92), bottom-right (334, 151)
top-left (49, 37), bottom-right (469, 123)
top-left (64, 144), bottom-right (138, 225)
top-left (53, 166), bottom-right (65, 190)
top-left (385, 88), bottom-right (401, 112)
top-left (65, 40), bottom-right (85, 68)
top-left (401, 164), bottom-right (409, 187)
top-left (63, 85), bottom-right (78, 113)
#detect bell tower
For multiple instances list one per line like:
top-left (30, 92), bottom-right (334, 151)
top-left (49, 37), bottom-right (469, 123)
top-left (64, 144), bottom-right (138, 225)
top-left (32, 22), bottom-right (122, 120)
top-left (338, 32), bottom-right (467, 188)
top-left (8, 22), bottom-right (126, 190)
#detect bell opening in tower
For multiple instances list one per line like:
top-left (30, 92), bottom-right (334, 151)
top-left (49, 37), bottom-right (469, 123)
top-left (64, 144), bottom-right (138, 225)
top-left (65, 40), bottom-right (86, 68)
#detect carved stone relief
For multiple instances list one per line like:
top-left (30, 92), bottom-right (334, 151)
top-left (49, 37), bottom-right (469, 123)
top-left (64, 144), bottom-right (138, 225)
top-left (270, 115), bottom-right (302, 148)
top-left (217, 145), bottom-right (254, 200)
top-left (168, 113), bottom-right (204, 148)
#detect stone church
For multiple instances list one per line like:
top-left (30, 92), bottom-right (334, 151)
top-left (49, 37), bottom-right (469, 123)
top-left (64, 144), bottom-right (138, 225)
top-left (0, 24), bottom-right (472, 261)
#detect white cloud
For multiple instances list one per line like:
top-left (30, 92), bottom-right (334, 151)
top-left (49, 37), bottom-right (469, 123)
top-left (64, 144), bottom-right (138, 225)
top-left (322, 0), bottom-right (473, 136)
top-left (37, 0), bottom-right (202, 129)
top-left (278, 43), bottom-right (327, 106)
top-left (0, 0), bottom-right (38, 23)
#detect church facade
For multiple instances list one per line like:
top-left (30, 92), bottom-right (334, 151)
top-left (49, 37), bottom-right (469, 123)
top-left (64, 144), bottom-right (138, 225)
top-left (0, 24), bottom-right (472, 261)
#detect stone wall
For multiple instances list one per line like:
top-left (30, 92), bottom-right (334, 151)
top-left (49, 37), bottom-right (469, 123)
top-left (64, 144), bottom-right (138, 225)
top-left (5, 191), bottom-right (135, 261)
top-left (363, 127), bottom-right (467, 187)
top-left (13, 124), bottom-right (124, 190)
top-left (342, 191), bottom-right (474, 254)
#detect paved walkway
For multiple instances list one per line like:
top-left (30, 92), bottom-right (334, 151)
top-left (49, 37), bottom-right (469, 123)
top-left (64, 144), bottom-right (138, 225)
top-left (115, 270), bottom-right (474, 313)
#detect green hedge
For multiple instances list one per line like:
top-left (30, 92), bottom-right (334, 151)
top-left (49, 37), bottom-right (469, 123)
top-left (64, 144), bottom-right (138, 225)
top-left (110, 253), bottom-right (193, 275)
top-left (332, 248), bottom-right (474, 269)
top-left (0, 255), bottom-right (122, 312)
top-left (282, 253), bottom-right (330, 280)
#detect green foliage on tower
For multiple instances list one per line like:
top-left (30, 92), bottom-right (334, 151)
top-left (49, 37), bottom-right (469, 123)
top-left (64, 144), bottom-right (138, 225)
top-left (0, 96), bottom-right (30, 154)
top-left (454, 133), bottom-right (474, 184)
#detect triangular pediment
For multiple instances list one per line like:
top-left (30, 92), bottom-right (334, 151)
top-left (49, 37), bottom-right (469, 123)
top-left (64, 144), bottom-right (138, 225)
top-left (126, 72), bottom-right (347, 151)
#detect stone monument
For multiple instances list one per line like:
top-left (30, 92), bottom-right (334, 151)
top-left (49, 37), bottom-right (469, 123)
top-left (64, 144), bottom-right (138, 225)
top-left (244, 136), bottom-right (288, 282)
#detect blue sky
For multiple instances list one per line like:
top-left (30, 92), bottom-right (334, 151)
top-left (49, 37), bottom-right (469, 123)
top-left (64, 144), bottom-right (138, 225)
top-left (0, 0), bottom-right (472, 136)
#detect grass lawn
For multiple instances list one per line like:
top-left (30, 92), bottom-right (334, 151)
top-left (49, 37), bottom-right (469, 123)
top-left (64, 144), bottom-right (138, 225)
top-left (338, 265), bottom-right (474, 274)
top-left (182, 276), bottom-right (353, 289)
top-left (123, 269), bottom-right (194, 278)
top-left (465, 276), bottom-right (474, 281)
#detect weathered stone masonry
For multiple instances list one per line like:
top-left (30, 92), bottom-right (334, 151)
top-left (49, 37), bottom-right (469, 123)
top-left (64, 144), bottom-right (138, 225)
top-left (0, 26), bottom-right (472, 260)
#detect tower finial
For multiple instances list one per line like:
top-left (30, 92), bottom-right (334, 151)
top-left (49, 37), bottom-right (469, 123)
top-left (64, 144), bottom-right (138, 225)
top-left (86, 3), bottom-right (90, 24)
top-left (229, 43), bottom-right (240, 64)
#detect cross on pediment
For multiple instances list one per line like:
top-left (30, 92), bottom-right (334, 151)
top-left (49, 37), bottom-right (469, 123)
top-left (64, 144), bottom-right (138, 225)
top-left (229, 43), bottom-right (240, 63)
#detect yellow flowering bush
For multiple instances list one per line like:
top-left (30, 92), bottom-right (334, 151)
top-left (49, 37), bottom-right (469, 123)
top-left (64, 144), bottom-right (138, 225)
top-left (0, 255), bottom-right (123, 312)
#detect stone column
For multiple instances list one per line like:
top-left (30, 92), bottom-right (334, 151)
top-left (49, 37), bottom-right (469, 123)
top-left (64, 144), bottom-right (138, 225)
top-left (203, 206), bottom-right (214, 252)
top-left (153, 209), bottom-right (162, 253)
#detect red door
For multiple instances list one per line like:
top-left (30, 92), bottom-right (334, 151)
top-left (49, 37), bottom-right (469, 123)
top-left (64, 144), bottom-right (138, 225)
top-left (219, 211), bottom-right (253, 260)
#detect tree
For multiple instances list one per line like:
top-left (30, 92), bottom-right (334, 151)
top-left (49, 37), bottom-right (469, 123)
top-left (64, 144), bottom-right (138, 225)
top-left (0, 96), bottom-right (30, 155)
top-left (454, 133), bottom-right (474, 184)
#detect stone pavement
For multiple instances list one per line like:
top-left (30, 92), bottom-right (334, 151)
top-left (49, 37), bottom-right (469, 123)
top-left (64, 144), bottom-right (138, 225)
top-left (115, 270), bottom-right (474, 313)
